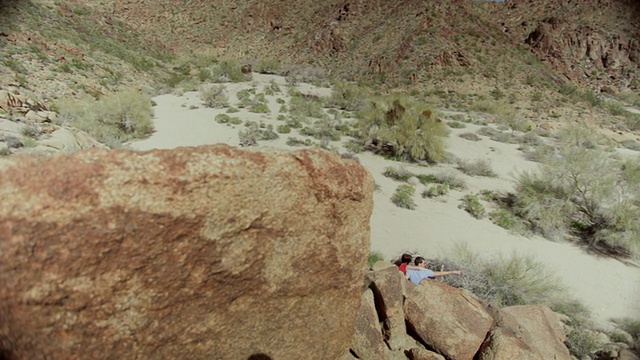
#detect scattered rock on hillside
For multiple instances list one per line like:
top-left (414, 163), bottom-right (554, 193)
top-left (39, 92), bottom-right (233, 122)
top-left (0, 145), bottom-right (374, 359)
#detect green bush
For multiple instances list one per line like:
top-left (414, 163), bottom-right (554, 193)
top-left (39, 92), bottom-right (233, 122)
top-left (255, 58), bottom-right (281, 74)
top-left (357, 94), bottom-right (448, 162)
top-left (459, 194), bottom-right (485, 219)
top-left (368, 251), bottom-right (385, 267)
top-left (391, 184), bottom-right (417, 210)
top-left (226, 106), bottom-right (239, 113)
top-left (327, 81), bottom-right (368, 111)
top-left (58, 90), bottom-right (154, 147)
top-left (457, 158), bottom-right (497, 177)
top-left (415, 174), bottom-right (437, 185)
top-left (210, 59), bottom-right (248, 82)
top-left (276, 124), bottom-right (291, 134)
top-left (249, 104), bottom-right (270, 113)
top-left (200, 85), bottom-right (229, 108)
top-left (289, 93), bottom-right (325, 118)
top-left (215, 114), bottom-right (232, 124)
top-left (565, 328), bottom-right (603, 359)
top-left (434, 171), bottom-right (466, 190)
top-left (447, 121), bottom-right (466, 129)
top-left (489, 209), bottom-right (523, 233)
top-left (286, 137), bottom-right (314, 147)
top-left (422, 183), bottom-right (449, 198)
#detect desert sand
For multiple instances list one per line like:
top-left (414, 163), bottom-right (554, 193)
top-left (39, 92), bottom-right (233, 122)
top-left (132, 74), bottom-right (640, 327)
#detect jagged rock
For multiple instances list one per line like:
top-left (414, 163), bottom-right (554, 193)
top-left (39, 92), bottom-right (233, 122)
top-left (371, 266), bottom-right (415, 350)
top-left (371, 260), bottom-right (395, 272)
top-left (0, 145), bottom-right (374, 359)
top-left (477, 305), bottom-right (571, 360)
top-left (0, 90), bottom-right (26, 112)
top-left (351, 288), bottom-right (387, 360)
top-left (404, 280), bottom-right (494, 360)
top-left (407, 348), bottom-right (446, 360)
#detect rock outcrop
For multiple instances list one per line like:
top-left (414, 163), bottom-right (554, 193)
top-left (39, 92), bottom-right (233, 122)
top-left (349, 262), bottom-right (573, 360)
top-left (0, 145), bottom-right (374, 359)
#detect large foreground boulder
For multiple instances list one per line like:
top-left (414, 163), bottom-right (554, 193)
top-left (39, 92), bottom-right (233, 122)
top-left (404, 280), bottom-right (494, 360)
top-left (0, 145), bottom-right (374, 359)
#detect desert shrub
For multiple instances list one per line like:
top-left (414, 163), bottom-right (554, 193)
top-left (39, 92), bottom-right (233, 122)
top-left (276, 98), bottom-right (286, 104)
top-left (21, 125), bottom-right (40, 138)
top-left (476, 126), bottom-right (499, 137)
top-left (511, 125), bottom-right (640, 255)
top-left (226, 106), bottom-right (239, 113)
top-left (289, 93), bottom-right (325, 118)
top-left (459, 132), bottom-right (481, 141)
top-left (229, 117), bottom-right (243, 125)
top-left (422, 183), bottom-right (449, 198)
top-left (459, 194), bottom-right (485, 219)
top-left (268, 80), bottom-right (281, 93)
top-left (200, 85), bottom-right (229, 108)
top-left (521, 143), bottom-right (555, 162)
top-left (391, 184), bottom-right (417, 210)
top-left (210, 59), bottom-right (248, 82)
top-left (607, 101), bottom-right (626, 116)
top-left (0, 147), bottom-right (10, 156)
top-left (469, 100), bottom-right (501, 114)
top-left (238, 125), bottom-right (259, 147)
top-left (356, 94), bottom-right (448, 162)
top-left (258, 125), bottom-right (279, 140)
top-left (215, 114), bottom-right (232, 124)
top-left (309, 117), bottom-right (342, 142)
top-left (558, 84), bottom-right (577, 96)
top-left (498, 105), bottom-right (530, 134)
top-left (58, 90), bottom-right (154, 147)
top-left (611, 318), bottom-right (640, 340)
top-left (286, 118), bottom-right (303, 129)
top-left (415, 174), bottom-right (437, 185)
top-left (447, 121), bottom-right (466, 129)
top-left (489, 209), bottom-right (523, 233)
top-left (255, 58), bottom-right (281, 74)
top-left (565, 328), bottom-right (604, 359)
top-left (368, 251), bottom-right (385, 267)
top-left (344, 140), bottom-right (365, 153)
top-left (249, 104), bottom-right (270, 113)
top-left (286, 137), bottom-right (314, 147)
top-left (276, 124), bottom-right (291, 134)
top-left (0, 135), bottom-right (24, 149)
top-left (434, 244), bottom-right (569, 308)
top-left (491, 132), bottom-right (519, 144)
top-left (383, 166), bottom-right (414, 182)
top-left (433, 170), bottom-right (466, 189)
top-left (327, 81), bottom-right (368, 111)
top-left (624, 113), bottom-right (640, 131)
top-left (457, 158), bottom-right (496, 177)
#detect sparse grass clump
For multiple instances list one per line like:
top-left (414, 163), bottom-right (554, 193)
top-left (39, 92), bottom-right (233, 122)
top-left (289, 92), bottom-right (325, 118)
top-left (368, 251), bottom-right (385, 267)
top-left (456, 159), bottom-right (496, 177)
top-left (459, 132), bottom-right (481, 141)
top-left (382, 166), bottom-right (414, 182)
top-left (391, 184), bottom-right (417, 210)
top-left (447, 121), bottom-right (466, 129)
top-left (200, 85), bottom-right (229, 108)
top-left (286, 137), bottom-right (314, 147)
top-left (276, 124), bottom-right (291, 134)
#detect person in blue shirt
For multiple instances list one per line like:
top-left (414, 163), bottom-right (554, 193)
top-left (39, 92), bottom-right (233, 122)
top-left (406, 256), bottom-right (463, 285)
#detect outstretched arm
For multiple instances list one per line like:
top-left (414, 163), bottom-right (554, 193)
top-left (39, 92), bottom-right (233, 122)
top-left (432, 270), bottom-right (462, 277)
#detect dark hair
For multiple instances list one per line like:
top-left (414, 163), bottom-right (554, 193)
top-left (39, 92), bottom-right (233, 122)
top-left (394, 253), bottom-right (413, 266)
top-left (414, 256), bottom-right (425, 266)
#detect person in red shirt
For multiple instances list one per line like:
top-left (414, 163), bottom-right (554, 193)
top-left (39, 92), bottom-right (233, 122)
top-left (396, 253), bottom-right (413, 274)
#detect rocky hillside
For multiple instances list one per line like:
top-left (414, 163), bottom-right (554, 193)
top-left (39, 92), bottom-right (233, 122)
top-left (103, 0), bottom-right (639, 92)
top-left (2, 0), bottom-right (638, 99)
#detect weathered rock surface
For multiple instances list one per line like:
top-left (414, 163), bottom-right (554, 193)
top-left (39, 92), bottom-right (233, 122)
top-left (404, 280), bottom-right (494, 360)
top-left (477, 305), bottom-right (571, 360)
top-left (371, 265), bottom-right (415, 350)
top-left (406, 347), bottom-right (446, 360)
top-left (352, 288), bottom-right (387, 360)
top-left (0, 145), bottom-right (374, 359)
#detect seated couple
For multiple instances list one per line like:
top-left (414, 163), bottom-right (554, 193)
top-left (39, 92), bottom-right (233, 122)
top-left (396, 253), bottom-right (462, 285)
